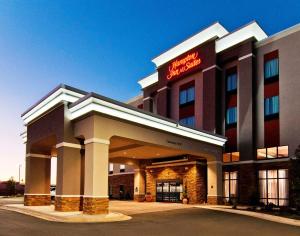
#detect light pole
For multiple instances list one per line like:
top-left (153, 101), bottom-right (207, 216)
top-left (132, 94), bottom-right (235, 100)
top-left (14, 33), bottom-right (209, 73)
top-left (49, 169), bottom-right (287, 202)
top-left (18, 164), bottom-right (22, 183)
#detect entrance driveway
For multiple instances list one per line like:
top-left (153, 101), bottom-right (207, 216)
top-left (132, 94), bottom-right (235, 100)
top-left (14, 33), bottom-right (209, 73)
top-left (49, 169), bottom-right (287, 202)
top-left (0, 201), bottom-right (299, 236)
top-left (109, 200), bottom-right (193, 215)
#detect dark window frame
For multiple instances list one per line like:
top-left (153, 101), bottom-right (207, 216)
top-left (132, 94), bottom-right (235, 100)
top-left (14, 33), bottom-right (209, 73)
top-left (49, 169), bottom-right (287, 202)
top-left (258, 169), bottom-right (289, 206)
top-left (256, 146), bottom-right (289, 160)
top-left (223, 171), bottom-right (239, 202)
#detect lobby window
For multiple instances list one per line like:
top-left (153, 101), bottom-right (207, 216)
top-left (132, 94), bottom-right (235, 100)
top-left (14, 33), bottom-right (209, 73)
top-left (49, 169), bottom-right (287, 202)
top-left (259, 169), bottom-right (289, 206)
top-left (265, 57), bottom-right (279, 80)
top-left (264, 96), bottom-right (279, 117)
top-left (257, 146), bottom-right (289, 159)
top-left (179, 86), bottom-right (195, 106)
top-left (226, 107), bottom-right (237, 125)
top-left (109, 163), bottom-right (114, 174)
top-left (120, 164), bottom-right (125, 173)
top-left (223, 171), bottom-right (238, 202)
top-left (223, 152), bottom-right (240, 163)
top-left (179, 116), bottom-right (195, 128)
top-left (226, 72), bottom-right (237, 92)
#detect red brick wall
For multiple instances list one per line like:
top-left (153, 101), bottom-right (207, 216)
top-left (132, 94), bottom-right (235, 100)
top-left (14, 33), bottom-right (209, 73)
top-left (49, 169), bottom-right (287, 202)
top-left (108, 173), bottom-right (134, 200)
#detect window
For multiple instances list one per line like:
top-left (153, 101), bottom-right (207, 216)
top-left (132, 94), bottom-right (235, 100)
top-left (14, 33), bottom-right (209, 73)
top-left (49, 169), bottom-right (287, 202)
top-left (120, 164), bottom-right (125, 173)
top-left (223, 152), bottom-right (240, 163)
top-left (223, 171), bottom-right (238, 202)
top-left (265, 96), bottom-right (279, 117)
top-left (227, 73), bottom-right (237, 91)
top-left (179, 116), bottom-right (195, 128)
top-left (259, 169), bottom-right (289, 206)
top-left (265, 58), bottom-right (279, 80)
top-left (226, 107), bottom-right (237, 125)
top-left (179, 86), bottom-right (195, 105)
top-left (109, 163), bottom-right (114, 174)
top-left (257, 146), bottom-right (289, 159)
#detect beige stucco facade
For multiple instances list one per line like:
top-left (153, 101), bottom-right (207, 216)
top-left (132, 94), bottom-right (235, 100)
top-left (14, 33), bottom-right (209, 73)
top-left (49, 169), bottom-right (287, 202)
top-left (21, 86), bottom-right (226, 214)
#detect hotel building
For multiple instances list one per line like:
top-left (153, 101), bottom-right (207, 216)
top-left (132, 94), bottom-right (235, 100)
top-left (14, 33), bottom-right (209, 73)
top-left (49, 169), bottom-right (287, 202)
top-left (21, 21), bottom-right (300, 214)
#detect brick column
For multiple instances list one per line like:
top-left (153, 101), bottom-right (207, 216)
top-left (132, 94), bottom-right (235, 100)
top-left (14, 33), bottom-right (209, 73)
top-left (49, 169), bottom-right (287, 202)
top-left (24, 154), bottom-right (51, 206)
top-left (133, 168), bottom-right (146, 202)
top-left (83, 138), bottom-right (109, 215)
top-left (156, 86), bottom-right (170, 117)
top-left (55, 143), bottom-right (84, 211)
top-left (202, 66), bottom-right (218, 132)
top-left (143, 97), bottom-right (153, 112)
top-left (238, 53), bottom-right (255, 161)
top-left (207, 161), bottom-right (223, 204)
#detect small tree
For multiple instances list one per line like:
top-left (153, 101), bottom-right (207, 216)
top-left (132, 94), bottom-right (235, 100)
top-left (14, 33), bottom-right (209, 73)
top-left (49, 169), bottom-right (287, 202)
top-left (291, 145), bottom-right (300, 211)
top-left (6, 177), bottom-right (16, 196)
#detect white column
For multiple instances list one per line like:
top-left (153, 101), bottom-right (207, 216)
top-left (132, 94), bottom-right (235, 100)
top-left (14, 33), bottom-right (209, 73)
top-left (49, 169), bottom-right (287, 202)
top-left (207, 161), bottom-right (223, 204)
top-left (83, 138), bottom-right (109, 214)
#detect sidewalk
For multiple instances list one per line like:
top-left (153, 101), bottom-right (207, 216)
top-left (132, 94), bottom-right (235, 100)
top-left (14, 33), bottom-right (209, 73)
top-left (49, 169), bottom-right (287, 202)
top-left (0, 204), bottom-right (131, 223)
top-left (196, 205), bottom-right (300, 227)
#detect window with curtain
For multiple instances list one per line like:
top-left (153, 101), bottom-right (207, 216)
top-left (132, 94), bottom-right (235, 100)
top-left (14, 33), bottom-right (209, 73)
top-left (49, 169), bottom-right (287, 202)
top-left (264, 58), bottom-right (279, 80)
top-left (226, 107), bottom-right (237, 125)
top-left (179, 86), bottom-right (195, 105)
top-left (179, 116), bottom-right (195, 128)
top-left (223, 171), bottom-right (238, 202)
top-left (227, 73), bottom-right (237, 91)
top-left (257, 146), bottom-right (289, 159)
top-left (259, 169), bottom-right (289, 206)
top-left (264, 96), bottom-right (279, 116)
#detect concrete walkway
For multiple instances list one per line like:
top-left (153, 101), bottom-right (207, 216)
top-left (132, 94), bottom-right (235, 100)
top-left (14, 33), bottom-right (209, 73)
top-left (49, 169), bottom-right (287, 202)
top-left (0, 204), bottom-right (131, 223)
top-left (196, 205), bottom-right (300, 227)
top-left (1, 198), bottom-right (299, 226)
top-left (0, 200), bottom-right (192, 223)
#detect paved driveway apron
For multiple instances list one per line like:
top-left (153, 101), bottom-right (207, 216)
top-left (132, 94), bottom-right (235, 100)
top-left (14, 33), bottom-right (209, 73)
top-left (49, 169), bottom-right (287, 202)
top-left (0, 207), bottom-right (299, 236)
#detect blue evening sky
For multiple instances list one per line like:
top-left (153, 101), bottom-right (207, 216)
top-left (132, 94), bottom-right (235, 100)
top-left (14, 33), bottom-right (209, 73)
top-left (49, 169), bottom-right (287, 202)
top-left (0, 0), bottom-right (299, 181)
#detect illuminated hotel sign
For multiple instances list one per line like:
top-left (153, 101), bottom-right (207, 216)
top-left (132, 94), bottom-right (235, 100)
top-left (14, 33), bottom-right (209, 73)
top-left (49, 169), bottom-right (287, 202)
top-left (166, 52), bottom-right (202, 80)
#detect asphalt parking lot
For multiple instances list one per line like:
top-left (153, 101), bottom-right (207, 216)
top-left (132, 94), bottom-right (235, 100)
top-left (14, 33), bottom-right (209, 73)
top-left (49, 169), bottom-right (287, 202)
top-left (0, 207), bottom-right (299, 236)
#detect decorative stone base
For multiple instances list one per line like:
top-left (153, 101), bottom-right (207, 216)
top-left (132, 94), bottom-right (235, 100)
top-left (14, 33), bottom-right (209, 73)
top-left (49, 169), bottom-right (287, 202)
top-left (134, 194), bottom-right (145, 202)
top-left (83, 197), bottom-right (109, 215)
top-left (55, 196), bottom-right (83, 211)
top-left (24, 194), bottom-right (51, 206)
top-left (207, 196), bottom-right (223, 205)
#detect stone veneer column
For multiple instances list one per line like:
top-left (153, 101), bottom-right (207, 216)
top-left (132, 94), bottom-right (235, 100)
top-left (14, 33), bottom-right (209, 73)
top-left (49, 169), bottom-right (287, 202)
top-left (133, 168), bottom-right (146, 202)
top-left (207, 161), bottom-right (223, 204)
top-left (83, 138), bottom-right (109, 215)
top-left (55, 143), bottom-right (84, 211)
top-left (24, 154), bottom-right (51, 206)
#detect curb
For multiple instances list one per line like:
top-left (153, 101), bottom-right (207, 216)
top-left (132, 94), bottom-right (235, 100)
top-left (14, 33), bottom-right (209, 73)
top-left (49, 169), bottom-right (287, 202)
top-left (195, 205), bottom-right (300, 227)
top-left (0, 205), bottom-right (132, 223)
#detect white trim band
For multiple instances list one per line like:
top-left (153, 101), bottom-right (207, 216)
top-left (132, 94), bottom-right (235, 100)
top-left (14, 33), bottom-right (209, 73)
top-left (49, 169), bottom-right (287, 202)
top-left (26, 153), bottom-right (51, 159)
top-left (202, 65), bottom-right (222, 73)
top-left (142, 96), bottom-right (152, 101)
top-left (157, 86), bottom-right (169, 93)
top-left (83, 195), bottom-right (109, 198)
top-left (69, 97), bottom-right (227, 147)
top-left (238, 53), bottom-right (255, 61)
top-left (84, 138), bottom-right (110, 145)
top-left (55, 195), bottom-right (82, 197)
top-left (56, 142), bottom-right (83, 149)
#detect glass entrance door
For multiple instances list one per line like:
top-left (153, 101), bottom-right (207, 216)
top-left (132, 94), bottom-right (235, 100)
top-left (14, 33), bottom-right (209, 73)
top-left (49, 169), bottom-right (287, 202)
top-left (156, 180), bottom-right (182, 202)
